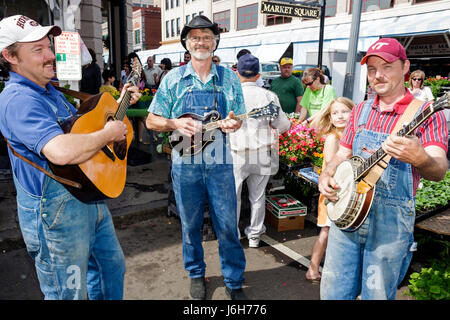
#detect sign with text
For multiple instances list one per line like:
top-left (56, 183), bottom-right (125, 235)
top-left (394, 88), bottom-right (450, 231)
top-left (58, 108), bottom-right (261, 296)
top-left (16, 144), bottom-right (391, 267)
top-left (407, 42), bottom-right (449, 56)
top-left (54, 31), bottom-right (82, 80)
top-left (260, 1), bottom-right (321, 19)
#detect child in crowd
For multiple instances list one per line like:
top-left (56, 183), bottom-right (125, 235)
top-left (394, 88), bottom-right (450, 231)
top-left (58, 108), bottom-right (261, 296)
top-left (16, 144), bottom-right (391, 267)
top-left (306, 97), bottom-right (355, 283)
top-left (99, 69), bottom-right (118, 95)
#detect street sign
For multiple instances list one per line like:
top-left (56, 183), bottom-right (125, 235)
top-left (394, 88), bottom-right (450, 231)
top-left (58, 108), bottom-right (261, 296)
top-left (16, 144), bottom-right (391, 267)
top-left (260, 0), bottom-right (321, 19)
top-left (54, 31), bottom-right (82, 81)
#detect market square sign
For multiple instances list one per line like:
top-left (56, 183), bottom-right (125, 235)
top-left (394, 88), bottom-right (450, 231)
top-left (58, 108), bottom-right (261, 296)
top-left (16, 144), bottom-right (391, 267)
top-left (260, 0), bottom-right (321, 19)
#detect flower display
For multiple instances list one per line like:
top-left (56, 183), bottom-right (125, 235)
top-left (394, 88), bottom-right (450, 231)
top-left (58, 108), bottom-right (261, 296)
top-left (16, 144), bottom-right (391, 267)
top-left (278, 113), bottom-right (325, 166)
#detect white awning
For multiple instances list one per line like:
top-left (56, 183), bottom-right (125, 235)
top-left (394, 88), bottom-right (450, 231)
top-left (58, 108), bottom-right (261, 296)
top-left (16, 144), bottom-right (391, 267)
top-left (252, 42), bottom-right (291, 62)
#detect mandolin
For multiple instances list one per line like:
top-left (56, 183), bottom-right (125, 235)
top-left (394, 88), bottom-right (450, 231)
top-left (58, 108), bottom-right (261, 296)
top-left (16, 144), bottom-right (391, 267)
top-left (48, 58), bottom-right (142, 203)
top-left (169, 102), bottom-right (279, 157)
top-left (326, 92), bottom-right (449, 231)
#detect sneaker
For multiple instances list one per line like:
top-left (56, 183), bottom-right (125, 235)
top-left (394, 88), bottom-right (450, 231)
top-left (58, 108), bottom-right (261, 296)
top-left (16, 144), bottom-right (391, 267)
top-left (225, 287), bottom-right (248, 300)
top-left (190, 277), bottom-right (206, 300)
top-left (248, 237), bottom-right (260, 248)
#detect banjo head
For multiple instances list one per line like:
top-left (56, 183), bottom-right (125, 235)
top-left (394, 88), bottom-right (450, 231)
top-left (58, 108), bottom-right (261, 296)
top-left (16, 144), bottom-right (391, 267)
top-left (326, 160), bottom-right (356, 221)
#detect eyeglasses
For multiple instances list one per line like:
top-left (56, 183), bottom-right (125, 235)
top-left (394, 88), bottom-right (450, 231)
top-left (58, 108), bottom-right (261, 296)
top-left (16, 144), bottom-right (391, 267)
top-left (188, 35), bottom-right (214, 43)
top-left (304, 78), bottom-right (316, 86)
top-left (412, 78), bottom-right (423, 81)
top-left (212, 59), bottom-right (219, 63)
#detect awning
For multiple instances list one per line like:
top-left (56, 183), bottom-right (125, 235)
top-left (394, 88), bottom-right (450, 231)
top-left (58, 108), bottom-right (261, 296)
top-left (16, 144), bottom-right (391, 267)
top-left (252, 42), bottom-right (291, 62)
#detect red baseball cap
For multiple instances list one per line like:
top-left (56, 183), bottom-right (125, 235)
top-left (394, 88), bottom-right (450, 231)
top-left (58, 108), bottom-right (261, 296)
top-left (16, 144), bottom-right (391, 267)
top-left (360, 38), bottom-right (407, 65)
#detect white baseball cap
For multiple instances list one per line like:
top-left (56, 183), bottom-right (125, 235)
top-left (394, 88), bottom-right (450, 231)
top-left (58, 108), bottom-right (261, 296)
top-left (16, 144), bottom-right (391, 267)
top-left (0, 15), bottom-right (61, 51)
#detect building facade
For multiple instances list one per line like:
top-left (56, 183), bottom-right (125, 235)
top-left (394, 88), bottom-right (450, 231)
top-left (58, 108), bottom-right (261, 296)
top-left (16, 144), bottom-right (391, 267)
top-left (139, 0), bottom-right (450, 81)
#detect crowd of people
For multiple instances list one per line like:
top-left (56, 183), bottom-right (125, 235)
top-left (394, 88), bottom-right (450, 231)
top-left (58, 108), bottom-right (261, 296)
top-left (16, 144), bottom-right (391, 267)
top-left (0, 14), bottom-right (447, 301)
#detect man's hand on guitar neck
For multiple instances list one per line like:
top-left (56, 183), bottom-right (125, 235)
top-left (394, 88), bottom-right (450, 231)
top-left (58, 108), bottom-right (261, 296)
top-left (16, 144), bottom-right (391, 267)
top-left (218, 111), bottom-right (242, 133)
top-left (117, 83), bottom-right (142, 105)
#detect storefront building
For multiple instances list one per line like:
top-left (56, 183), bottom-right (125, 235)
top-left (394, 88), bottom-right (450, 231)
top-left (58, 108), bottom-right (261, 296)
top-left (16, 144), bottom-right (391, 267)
top-left (138, 0), bottom-right (450, 80)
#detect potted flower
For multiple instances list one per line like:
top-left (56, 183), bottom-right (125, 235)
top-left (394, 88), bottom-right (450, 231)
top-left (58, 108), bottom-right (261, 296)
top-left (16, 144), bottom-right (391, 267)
top-left (278, 114), bottom-right (325, 171)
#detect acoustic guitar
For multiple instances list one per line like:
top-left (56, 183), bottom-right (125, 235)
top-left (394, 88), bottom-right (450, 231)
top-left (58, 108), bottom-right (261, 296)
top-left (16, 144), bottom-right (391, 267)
top-left (48, 58), bottom-right (142, 203)
top-left (168, 102), bottom-right (279, 157)
top-left (326, 92), bottom-right (449, 231)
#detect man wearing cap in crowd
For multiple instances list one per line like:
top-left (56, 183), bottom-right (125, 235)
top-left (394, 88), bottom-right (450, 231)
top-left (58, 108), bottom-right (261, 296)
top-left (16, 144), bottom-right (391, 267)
top-left (230, 54), bottom-right (291, 248)
top-left (318, 38), bottom-right (448, 300)
top-left (146, 15), bottom-right (248, 300)
top-left (0, 15), bottom-right (141, 300)
top-left (269, 57), bottom-right (306, 119)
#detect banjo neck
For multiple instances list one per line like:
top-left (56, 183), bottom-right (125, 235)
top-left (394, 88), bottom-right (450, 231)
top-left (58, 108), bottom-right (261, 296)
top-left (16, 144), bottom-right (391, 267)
top-left (355, 104), bottom-right (436, 181)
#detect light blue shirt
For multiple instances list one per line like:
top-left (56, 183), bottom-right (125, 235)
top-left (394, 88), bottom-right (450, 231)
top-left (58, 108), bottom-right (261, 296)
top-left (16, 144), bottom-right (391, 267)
top-left (148, 62), bottom-right (245, 118)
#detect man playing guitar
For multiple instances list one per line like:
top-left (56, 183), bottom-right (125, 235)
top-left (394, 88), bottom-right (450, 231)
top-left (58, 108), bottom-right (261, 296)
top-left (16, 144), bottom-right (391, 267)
top-left (318, 38), bottom-right (448, 300)
top-left (0, 15), bottom-right (141, 299)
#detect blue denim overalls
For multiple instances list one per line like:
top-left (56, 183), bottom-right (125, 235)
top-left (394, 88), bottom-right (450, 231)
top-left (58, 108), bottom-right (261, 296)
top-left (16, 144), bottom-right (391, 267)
top-left (10, 85), bottom-right (125, 300)
top-left (170, 65), bottom-right (246, 289)
top-left (321, 99), bottom-right (416, 300)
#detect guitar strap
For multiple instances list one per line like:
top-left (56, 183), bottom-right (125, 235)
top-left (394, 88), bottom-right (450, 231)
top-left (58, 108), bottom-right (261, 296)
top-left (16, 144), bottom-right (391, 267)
top-left (4, 138), bottom-right (82, 189)
top-left (356, 98), bottom-right (425, 193)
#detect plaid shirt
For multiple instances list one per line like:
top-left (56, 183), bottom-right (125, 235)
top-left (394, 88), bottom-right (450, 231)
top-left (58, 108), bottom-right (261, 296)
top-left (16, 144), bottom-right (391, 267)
top-left (341, 89), bottom-right (448, 193)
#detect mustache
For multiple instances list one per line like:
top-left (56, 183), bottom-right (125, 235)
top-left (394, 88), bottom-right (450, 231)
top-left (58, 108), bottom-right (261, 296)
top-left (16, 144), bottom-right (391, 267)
top-left (194, 45), bottom-right (210, 50)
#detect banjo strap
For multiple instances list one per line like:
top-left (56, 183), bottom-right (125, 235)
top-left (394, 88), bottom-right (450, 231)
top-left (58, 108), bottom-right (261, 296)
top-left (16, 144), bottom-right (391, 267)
top-left (356, 98), bottom-right (424, 193)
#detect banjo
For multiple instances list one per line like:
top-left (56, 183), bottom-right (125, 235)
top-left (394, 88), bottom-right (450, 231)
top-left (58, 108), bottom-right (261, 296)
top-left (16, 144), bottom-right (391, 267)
top-left (326, 92), bottom-right (450, 231)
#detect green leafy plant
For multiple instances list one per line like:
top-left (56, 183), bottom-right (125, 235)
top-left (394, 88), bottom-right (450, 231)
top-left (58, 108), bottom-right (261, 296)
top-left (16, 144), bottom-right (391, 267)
top-left (405, 259), bottom-right (450, 300)
top-left (415, 171), bottom-right (450, 212)
top-left (156, 131), bottom-right (170, 154)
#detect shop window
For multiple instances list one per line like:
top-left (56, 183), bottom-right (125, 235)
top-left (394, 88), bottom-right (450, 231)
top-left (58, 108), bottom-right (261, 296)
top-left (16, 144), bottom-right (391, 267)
top-left (237, 3), bottom-right (258, 31)
top-left (135, 29), bottom-right (140, 45)
top-left (171, 19), bottom-right (175, 37)
top-left (266, 15), bottom-right (292, 26)
top-left (351, 0), bottom-right (394, 13)
top-left (176, 0), bottom-right (180, 7)
top-left (325, 0), bottom-right (337, 17)
top-left (214, 10), bottom-right (230, 33)
top-left (165, 0), bottom-right (169, 10)
top-left (165, 20), bottom-right (169, 38)
top-left (176, 18), bottom-right (181, 35)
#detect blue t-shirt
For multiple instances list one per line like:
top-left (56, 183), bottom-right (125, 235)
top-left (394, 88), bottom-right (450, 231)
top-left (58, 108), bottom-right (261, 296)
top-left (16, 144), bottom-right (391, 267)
top-left (148, 62), bottom-right (246, 118)
top-left (0, 72), bottom-right (77, 196)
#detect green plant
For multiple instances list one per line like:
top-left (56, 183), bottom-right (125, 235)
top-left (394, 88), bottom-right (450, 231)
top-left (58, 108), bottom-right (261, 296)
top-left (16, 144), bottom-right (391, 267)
top-left (62, 84), bottom-right (77, 108)
top-left (156, 131), bottom-right (170, 154)
top-left (405, 259), bottom-right (450, 300)
top-left (415, 171), bottom-right (450, 212)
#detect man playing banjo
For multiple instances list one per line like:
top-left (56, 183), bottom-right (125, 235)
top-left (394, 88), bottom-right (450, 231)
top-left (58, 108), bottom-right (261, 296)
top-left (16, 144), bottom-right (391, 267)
top-left (318, 38), bottom-right (448, 300)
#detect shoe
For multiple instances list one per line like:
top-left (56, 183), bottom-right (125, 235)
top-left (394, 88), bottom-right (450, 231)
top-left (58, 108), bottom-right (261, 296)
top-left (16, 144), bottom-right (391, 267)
top-left (190, 277), bottom-right (206, 300)
top-left (225, 287), bottom-right (248, 300)
top-left (248, 237), bottom-right (260, 248)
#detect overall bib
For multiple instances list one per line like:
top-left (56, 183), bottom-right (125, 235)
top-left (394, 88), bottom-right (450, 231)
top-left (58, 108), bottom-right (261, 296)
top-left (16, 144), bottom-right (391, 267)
top-left (171, 66), bottom-right (246, 289)
top-left (321, 99), bottom-right (416, 300)
top-left (12, 88), bottom-right (125, 300)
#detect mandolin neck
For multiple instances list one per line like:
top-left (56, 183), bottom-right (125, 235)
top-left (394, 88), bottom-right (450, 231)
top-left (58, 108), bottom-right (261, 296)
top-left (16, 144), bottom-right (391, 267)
top-left (202, 113), bottom-right (249, 132)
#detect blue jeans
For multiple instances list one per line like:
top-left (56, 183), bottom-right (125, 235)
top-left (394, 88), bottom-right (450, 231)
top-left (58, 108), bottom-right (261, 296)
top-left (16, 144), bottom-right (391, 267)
top-left (14, 174), bottom-right (126, 300)
top-left (171, 153), bottom-right (246, 289)
top-left (320, 101), bottom-right (416, 300)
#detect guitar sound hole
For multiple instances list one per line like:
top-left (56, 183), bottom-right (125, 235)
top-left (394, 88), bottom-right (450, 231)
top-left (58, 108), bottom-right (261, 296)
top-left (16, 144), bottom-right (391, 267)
top-left (114, 140), bottom-right (127, 160)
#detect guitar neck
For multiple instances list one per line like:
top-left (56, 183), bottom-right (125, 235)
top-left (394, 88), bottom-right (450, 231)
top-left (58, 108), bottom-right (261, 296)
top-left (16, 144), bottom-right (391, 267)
top-left (115, 90), bottom-right (133, 121)
top-left (356, 105), bottom-right (436, 180)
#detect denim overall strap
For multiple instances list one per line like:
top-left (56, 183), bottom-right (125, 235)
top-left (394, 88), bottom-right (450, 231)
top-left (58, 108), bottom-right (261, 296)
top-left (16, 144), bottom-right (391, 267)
top-left (321, 98), bottom-right (416, 300)
top-left (171, 64), bottom-right (246, 289)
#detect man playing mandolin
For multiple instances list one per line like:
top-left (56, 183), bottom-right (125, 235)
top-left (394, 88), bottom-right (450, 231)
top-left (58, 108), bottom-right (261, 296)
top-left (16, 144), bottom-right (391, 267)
top-left (0, 15), bottom-right (141, 299)
top-left (146, 15), bottom-right (248, 300)
top-left (318, 38), bottom-right (448, 300)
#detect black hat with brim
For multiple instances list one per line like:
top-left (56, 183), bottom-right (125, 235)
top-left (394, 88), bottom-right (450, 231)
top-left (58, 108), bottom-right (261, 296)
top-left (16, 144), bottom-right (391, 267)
top-left (180, 15), bottom-right (220, 51)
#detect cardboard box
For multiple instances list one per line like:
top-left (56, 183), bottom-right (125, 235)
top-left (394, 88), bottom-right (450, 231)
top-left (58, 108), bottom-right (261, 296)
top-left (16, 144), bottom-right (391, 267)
top-left (265, 194), bottom-right (307, 217)
top-left (265, 210), bottom-right (305, 231)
